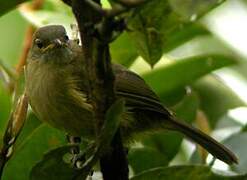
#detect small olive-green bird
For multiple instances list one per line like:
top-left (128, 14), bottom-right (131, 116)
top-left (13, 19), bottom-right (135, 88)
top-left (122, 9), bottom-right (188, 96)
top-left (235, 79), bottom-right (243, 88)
top-left (25, 25), bottom-right (237, 165)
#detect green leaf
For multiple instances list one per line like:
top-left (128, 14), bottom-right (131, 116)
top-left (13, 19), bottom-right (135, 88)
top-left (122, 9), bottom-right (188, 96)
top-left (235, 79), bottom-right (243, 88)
top-left (30, 146), bottom-right (81, 180)
top-left (129, 91), bottom-right (199, 174)
top-left (169, 35), bottom-right (235, 60)
top-left (99, 99), bottom-right (125, 146)
top-left (128, 147), bottom-right (169, 174)
top-left (126, 0), bottom-right (168, 66)
top-left (143, 54), bottom-right (236, 96)
top-left (111, 32), bottom-right (138, 67)
top-left (223, 132), bottom-right (247, 174)
top-left (0, 83), bottom-right (11, 134)
top-left (14, 112), bottom-right (42, 148)
top-left (2, 125), bottom-right (65, 180)
top-left (159, 88), bottom-right (186, 107)
top-left (0, 10), bottom-right (28, 66)
top-left (128, 17), bottom-right (163, 66)
top-left (127, 0), bottom-right (210, 66)
top-left (231, 60), bottom-right (247, 80)
top-left (130, 165), bottom-right (247, 180)
top-left (0, 0), bottom-right (29, 16)
top-left (193, 75), bottom-right (246, 127)
top-left (163, 24), bottom-right (209, 53)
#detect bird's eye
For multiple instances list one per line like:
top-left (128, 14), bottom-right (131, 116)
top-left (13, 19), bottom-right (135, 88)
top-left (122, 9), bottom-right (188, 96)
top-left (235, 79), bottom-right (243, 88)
top-left (35, 39), bottom-right (43, 49)
top-left (64, 35), bottom-right (69, 41)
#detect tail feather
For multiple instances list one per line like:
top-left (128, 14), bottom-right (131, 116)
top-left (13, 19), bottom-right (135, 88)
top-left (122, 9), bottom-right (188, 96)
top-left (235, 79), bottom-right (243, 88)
top-left (166, 117), bottom-right (238, 165)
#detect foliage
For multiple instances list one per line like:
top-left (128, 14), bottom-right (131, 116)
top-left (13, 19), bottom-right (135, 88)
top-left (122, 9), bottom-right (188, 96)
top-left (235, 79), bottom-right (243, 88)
top-left (0, 0), bottom-right (247, 179)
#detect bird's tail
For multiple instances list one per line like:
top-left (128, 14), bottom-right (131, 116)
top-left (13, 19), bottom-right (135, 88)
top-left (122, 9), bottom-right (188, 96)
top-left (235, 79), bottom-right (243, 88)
top-left (165, 117), bottom-right (238, 165)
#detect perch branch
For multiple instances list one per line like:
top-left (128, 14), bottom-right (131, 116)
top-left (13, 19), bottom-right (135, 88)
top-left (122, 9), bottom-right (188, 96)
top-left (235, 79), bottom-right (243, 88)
top-left (69, 0), bottom-right (129, 179)
top-left (84, 0), bottom-right (147, 17)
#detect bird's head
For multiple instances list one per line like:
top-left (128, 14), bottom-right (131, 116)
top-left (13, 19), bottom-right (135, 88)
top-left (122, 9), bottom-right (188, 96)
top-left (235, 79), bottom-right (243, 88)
top-left (28, 25), bottom-right (73, 64)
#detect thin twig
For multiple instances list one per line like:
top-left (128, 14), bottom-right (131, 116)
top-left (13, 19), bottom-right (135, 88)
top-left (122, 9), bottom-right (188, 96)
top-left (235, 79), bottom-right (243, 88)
top-left (117, 0), bottom-right (147, 7)
top-left (83, 0), bottom-right (147, 17)
top-left (16, 26), bottom-right (35, 74)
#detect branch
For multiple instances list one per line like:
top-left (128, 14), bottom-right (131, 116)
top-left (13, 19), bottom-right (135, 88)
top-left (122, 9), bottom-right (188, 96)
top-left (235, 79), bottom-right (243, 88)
top-left (70, 0), bottom-right (129, 179)
top-left (83, 0), bottom-right (147, 17)
top-left (15, 27), bottom-right (35, 74)
top-left (117, 0), bottom-right (147, 7)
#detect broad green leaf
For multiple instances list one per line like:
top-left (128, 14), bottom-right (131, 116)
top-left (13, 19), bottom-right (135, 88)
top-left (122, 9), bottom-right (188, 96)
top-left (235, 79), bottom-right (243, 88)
top-left (128, 147), bottom-right (169, 174)
top-left (163, 24), bottom-right (209, 53)
top-left (127, 0), bottom-right (210, 66)
top-left (232, 60), bottom-right (247, 80)
top-left (193, 75), bottom-right (245, 127)
top-left (99, 98), bottom-right (125, 147)
top-left (14, 112), bottom-right (42, 148)
top-left (0, 0), bottom-right (29, 16)
top-left (128, 15), bottom-right (163, 66)
top-left (159, 88), bottom-right (186, 107)
top-left (0, 82), bottom-right (11, 135)
top-left (2, 125), bottom-right (66, 180)
top-left (169, 35), bottom-right (235, 60)
top-left (143, 54), bottom-right (236, 96)
top-left (130, 165), bottom-right (247, 180)
top-left (0, 10), bottom-right (28, 66)
top-left (30, 146), bottom-right (81, 180)
top-left (171, 89), bottom-right (199, 123)
top-left (223, 132), bottom-right (247, 174)
top-left (111, 32), bottom-right (138, 67)
top-left (129, 91), bottom-right (199, 174)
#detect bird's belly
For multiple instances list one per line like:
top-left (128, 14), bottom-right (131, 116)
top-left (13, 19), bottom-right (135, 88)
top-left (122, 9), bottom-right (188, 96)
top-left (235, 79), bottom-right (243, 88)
top-left (29, 92), bottom-right (94, 137)
top-left (26, 67), bottom-right (95, 137)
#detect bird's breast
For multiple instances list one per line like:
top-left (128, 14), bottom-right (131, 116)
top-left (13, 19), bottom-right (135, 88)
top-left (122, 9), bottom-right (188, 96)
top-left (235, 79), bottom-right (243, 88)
top-left (26, 62), bottom-right (94, 137)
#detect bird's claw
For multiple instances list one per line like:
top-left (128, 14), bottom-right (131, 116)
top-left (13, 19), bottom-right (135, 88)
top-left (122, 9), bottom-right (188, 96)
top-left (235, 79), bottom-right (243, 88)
top-left (70, 151), bottom-right (86, 169)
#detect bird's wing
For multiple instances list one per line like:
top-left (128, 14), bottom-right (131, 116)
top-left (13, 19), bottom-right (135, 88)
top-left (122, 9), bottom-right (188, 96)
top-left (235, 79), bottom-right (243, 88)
top-left (113, 64), bottom-right (172, 116)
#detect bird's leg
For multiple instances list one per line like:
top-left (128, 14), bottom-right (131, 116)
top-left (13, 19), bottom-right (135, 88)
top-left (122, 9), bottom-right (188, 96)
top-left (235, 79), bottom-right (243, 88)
top-left (66, 135), bottom-right (81, 155)
top-left (66, 135), bottom-right (94, 176)
top-left (66, 135), bottom-right (85, 168)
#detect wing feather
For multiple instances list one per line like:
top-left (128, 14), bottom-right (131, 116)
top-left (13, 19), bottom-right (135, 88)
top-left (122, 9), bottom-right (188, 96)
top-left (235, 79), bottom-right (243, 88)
top-left (113, 64), bottom-right (172, 116)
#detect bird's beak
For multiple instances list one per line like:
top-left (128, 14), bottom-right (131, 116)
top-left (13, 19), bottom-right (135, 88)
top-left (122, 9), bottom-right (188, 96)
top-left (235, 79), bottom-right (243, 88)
top-left (42, 39), bottom-right (66, 52)
top-left (53, 39), bottom-right (63, 47)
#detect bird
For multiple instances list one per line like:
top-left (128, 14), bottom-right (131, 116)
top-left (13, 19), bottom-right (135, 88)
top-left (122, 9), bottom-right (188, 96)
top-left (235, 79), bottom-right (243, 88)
top-left (25, 25), bottom-right (238, 165)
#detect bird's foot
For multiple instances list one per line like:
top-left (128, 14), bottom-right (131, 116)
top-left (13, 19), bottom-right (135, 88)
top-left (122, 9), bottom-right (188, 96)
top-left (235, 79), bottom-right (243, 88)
top-left (70, 150), bottom-right (86, 169)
